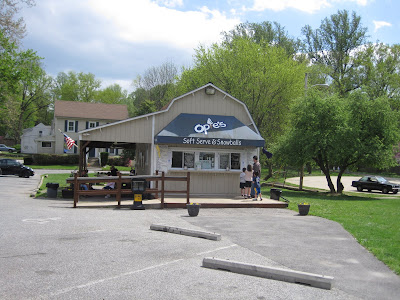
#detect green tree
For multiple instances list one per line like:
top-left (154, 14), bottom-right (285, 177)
top-left (135, 99), bottom-right (157, 116)
top-left (94, 83), bottom-right (128, 104)
top-left (222, 21), bottom-right (302, 57)
top-left (0, 0), bottom-right (35, 43)
top-left (359, 43), bottom-right (400, 107)
top-left (52, 71), bottom-right (101, 102)
top-left (277, 90), bottom-right (399, 193)
top-left (0, 30), bottom-right (51, 141)
top-left (302, 10), bottom-right (368, 96)
top-left (174, 37), bottom-right (307, 142)
top-left (132, 61), bottom-right (178, 110)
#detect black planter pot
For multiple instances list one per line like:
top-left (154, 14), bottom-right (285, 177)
top-left (298, 204), bottom-right (310, 216)
top-left (62, 188), bottom-right (74, 198)
top-left (187, 204), bottom-right (201, 217)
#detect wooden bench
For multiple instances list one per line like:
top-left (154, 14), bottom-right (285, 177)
top-left (66, 171), bottom-right (190, 208)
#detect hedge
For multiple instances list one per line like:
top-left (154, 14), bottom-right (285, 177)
top-left (26, 154), bottom-right (79, 165)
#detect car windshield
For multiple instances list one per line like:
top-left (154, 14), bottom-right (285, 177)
top-left (376, 176), bottom-right (388, 183)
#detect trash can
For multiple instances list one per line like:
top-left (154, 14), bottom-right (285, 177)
top-left (270, 188), bottom-right (282, 200)
top-left (130, 178), bottom-right (147, 210)
top-left (46, 183), bottom-right (59, 198)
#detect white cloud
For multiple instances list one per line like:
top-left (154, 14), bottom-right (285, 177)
top-left (155, 0), bottom-right (183, 8)
top-left (373, 20), bottom-right (392, 32)
top-left (87, 0), bottom-right (240, 51)
top-left (249, 0), bottom-right (331, 14)
top-left (248, 0), bottom-right (369, 14)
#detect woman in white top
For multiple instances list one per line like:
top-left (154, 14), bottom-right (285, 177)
top-left (244, 164), bottom-right (253, 198)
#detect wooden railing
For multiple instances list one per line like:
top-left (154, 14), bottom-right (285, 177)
top-left (66, 171), bottom-right (190, 208)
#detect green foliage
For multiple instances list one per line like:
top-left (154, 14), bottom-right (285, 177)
top-left (135, 99), bottom-right (157, 116)
top-left (31, 154), bottom-right (79, 165)
top-left (52, 71), bottom-right (101, 102)
top-left (100, 152), bottom-right (109, 167)
top-left (94, 83), bottom-right (128, 104)
top-left (108, 156), bottom-right (126, 166)
top-left (276, 90), bottom-right (400, 193)
top-left (222, 21), bottom-right (302, 57)
top-left (0, 30), bottom-right (51, 142)
top-left (302, 10), bottom-right (368, 96)
top-left (174, 37), bottom-right (307, 142)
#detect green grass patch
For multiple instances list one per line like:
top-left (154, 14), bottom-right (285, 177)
top-left (261, 186), bottom-right (400, 275)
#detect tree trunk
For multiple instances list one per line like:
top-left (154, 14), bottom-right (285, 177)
top-left (336, 167), bottom-right (347, 193)
top-left (314, 156), bottom-right (336, 193)
top-left (263, 161), bottom-right (273, 181)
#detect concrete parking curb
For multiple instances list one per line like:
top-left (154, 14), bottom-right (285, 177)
top-left (202, 257), bottom-right (333, 290)
top-left (150, 224), bottom-right (221, 241)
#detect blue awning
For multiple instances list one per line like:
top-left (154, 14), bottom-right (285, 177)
top-left (154, 113), bottom-right (264, 147)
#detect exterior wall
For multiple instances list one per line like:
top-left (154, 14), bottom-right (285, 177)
top-left (135, 143), bottom-right (152, 175)
top-left (54, 117), bottom-right (120, 154)
top-left (21, 124), bottom-right (52, 154)
top-left (157, 145), bottom-right (258, 196)
top-left (154, 89), bottom-right (255, 135)
top-left (37, 142), bottom-right (55, 154)
top-left (82, 117), bottom-right (153, 144)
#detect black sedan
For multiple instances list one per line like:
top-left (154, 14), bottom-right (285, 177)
top-left (352, 175), bottom-right (399, 194)
top-left (0, 159), bottom-right (34, 178)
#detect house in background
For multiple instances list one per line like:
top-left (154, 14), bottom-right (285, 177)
top-left (21, 123), bottom-right (53, 154)
top-left (21, 101), bottom-right (129, 156)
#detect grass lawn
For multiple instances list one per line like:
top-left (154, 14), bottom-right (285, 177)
top-left (268, 187), bottom-right (400, 275)
top-left (31, 165), bottom-right (78, 170)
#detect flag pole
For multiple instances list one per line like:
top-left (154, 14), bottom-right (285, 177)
top-left (58, 129), bottom-right (79, 148)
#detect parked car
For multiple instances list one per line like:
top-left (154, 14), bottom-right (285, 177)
top-left (0, 144), bottom-right (16, 153)
top-left (352, 175), bottom-right (400, 194)
top-left (0, 159), bottom-right (34, 178)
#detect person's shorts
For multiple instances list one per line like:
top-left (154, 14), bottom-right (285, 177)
top-left (245, 181), bottom-right (252, 188)
top-left (240, 182), bottom-right (245, 189)
top-left (255, 186), bottom-right (261, 194)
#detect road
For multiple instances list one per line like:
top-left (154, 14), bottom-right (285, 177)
top-left (0, 171), bottom-right (399, 299)
top-left (286, 175), bottom-right (400, 195)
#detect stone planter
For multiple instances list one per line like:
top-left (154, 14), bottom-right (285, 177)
top-left (187, 203), bottom-right (201, 217)
top-left (298, 204), bottom-right (310, 216)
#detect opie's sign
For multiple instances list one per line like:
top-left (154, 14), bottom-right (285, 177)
top-left (194, 118), bottom-right (226, 135)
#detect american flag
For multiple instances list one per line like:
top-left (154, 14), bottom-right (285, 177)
top-left (63, 133), bottom-right (76, 150)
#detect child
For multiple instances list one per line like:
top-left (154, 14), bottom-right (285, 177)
top-left (253, 171), bottom-right (262, 201)
top-left (239, 167), bottom-right (246, 197)
top-left (244, 164), bottom-right (253, 198)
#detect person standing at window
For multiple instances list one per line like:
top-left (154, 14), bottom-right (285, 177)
top-left (244, 164), bottom-right (253, 198)
top-left (240, 167), bottom-right (246, 197)
top-left (251, 156), bottom-right (261, 197)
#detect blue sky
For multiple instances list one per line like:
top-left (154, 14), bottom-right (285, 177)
top-left (20, 0), bottom-right (398, 92)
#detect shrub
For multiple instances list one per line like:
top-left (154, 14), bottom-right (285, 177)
top-left (24, 156), bottom-right (33, 165)
top-left (32, 154), bottom-right (79, 165)
top-left (100, 152), bottom-right (109, 167)
top-left (108, 156), bottom-right (125, 166)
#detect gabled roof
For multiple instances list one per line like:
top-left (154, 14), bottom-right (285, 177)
top-left (54, 100), bottom-right (129, 121)
top-left (80, 83), bottom-right (261, 136)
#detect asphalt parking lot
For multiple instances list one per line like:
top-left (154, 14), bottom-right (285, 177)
top-left (0, 171), bottom-right (399, 299)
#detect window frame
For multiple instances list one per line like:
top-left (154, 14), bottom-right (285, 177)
top-left (41, 142), bottom-right (52, 148)
top-left (168, 148), bottom-right (243, 171)
top-left (67, 120), bottom-right (75, 132)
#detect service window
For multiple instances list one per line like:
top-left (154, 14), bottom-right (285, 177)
top-left (199, 152), bottom-right (215, 169)
top-left (231, 153), bottom-right (240, 170)
top-left (219, 153), bottom-right (229, 169)
top-left (172, 151), bottom-right (195, 168)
